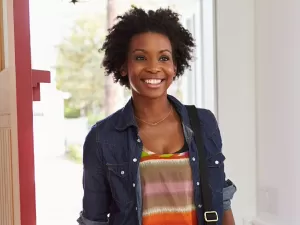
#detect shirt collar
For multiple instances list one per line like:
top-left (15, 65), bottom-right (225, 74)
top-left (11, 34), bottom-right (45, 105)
top-left (114, 95), bottom-right (191, 131)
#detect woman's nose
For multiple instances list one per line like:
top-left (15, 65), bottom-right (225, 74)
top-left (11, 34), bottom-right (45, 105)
top-left (145, 60), bottom-right (161, 73)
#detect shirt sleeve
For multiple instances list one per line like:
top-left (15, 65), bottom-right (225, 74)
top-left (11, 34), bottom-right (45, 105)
top-left (206, 109), bottom-right (237, 211)
top-left (77, 126), bottom-right (111, 225)
top-left (223, 179), bottom-right (237, 211)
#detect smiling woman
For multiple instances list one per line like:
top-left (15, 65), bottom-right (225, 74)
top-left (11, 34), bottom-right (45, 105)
top-left (77, 6), bottom-right (236, 225)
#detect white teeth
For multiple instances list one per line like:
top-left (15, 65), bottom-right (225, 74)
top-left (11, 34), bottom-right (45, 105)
top-left (144, 79), bottom-right (162, 84)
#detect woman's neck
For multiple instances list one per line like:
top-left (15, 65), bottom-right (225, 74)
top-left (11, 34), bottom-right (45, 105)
top-left (132, 93), bottom-right (171, 123)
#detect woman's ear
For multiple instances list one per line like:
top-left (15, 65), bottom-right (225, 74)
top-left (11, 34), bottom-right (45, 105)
top-left (120, 65), bottom-right (127, 77)
top-left (121, 70), bottom-right (127, 77)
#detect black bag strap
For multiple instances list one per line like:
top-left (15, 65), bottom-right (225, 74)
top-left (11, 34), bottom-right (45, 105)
top-left (186, 105), bottom-right (218, 224)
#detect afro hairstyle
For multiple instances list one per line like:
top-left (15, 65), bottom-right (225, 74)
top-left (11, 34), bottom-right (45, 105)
top-left (101, 7), bottom-right (195, 88)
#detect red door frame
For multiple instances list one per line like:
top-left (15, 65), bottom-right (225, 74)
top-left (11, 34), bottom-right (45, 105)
top-left (14, 0), bottom-right (36, 224)
top-left (13, 0), bottom-right (51, 223)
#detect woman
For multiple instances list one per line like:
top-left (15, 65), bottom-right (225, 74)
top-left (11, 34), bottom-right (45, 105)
top-left (78, 7), bottom-right (236, 225)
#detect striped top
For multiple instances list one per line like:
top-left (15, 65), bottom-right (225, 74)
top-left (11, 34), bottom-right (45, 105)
top-left (140, 145), bottom-right (197, 225)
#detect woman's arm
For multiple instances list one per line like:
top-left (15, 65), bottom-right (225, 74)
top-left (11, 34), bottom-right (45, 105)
top-left (223, 179), bottom-right (236, 225)
top-left (77, 127), bottom-right (111, 225)
top-left (198, 108), bottom-right (237, 225)
top-left (223, 209), bottom-right (235, 225)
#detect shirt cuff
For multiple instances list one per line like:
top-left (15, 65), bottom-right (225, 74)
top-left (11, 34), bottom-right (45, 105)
top-left (223, 179), bottom-right (237, 211)
top-left (77, 211), bottom-right (109, 225)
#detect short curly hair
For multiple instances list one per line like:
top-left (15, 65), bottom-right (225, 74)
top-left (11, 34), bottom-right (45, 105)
top-left (101, 7), bottom-right (195, 88)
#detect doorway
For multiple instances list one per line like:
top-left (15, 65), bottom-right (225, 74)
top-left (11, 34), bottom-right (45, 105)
top-left (29, 0), bottom-right (216, 224)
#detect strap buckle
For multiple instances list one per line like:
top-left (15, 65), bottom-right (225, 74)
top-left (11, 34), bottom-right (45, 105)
top-left (204, 211), bottom-right (218, 222)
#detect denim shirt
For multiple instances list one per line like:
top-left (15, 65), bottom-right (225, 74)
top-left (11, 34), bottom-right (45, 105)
top-left (77, 95), bottom-right (236, 225)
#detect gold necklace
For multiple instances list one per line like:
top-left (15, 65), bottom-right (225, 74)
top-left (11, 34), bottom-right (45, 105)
top-left (135, 106), bottom-right (173, 126)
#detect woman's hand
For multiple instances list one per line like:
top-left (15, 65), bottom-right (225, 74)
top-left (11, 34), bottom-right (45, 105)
top-left (223, 209), bottom-right (235, 225)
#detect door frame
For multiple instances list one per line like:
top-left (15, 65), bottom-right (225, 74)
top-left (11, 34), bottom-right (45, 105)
top-left (13, 0), bottom-right (36, 224)
top-left (0, 0), bottom-right (4, 70)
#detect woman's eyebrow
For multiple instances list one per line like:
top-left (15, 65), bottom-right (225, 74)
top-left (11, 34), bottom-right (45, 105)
top-left (131, 49), bottom-right (172, 54)
top-left (159, 49), bottom-right (172, 54)
top-left (132, 49), bottom-right (147, 53)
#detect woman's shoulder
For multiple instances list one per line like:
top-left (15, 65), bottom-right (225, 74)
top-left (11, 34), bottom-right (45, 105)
top-left (86, 108), bottom-right (125, 142)
top-left (183, 104), bottom-right (220, 137)
top-left (196, 108), bottom-right (219, 130)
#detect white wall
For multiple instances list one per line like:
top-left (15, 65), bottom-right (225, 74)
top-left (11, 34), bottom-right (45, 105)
top-left (217, 0), bottom-right (300, 225)
top-left (216, 0), bottom-right (256, 224)
top-left (255, 0), bottom-right (300, 224)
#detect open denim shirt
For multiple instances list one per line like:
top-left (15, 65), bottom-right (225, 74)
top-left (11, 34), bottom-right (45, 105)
top-left (77, 95), bottom-right (236, 225)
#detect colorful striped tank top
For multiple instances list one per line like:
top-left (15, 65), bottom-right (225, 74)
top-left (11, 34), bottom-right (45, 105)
top-left (140, 144), bottom-right (197, 225)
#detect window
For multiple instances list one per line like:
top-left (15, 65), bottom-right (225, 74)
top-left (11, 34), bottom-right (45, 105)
top-left (178, 0), bottom-right (216, 114)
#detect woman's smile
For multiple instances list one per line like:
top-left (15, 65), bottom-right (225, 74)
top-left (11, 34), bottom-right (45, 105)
top-left (141, 78), bottom-right (165, 88)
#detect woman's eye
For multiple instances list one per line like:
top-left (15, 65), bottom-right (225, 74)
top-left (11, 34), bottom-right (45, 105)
top-left (159, 56), bottom-right (170, 61)
top-left (135, 56), bottom-right (146, 61)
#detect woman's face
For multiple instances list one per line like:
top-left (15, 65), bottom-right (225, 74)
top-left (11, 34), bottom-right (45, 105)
top-left (124, 32), bottom-right (176, 99)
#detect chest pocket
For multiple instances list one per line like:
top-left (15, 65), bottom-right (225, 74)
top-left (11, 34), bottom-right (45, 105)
top-left (107, 163), bottom-right (133, 205)
top-left (207, 152), bottom-right (225, 193)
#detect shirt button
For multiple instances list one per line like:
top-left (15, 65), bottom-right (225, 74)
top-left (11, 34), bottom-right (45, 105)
top-left (135, 207), bottom-right (138, 211)
top-left (196, 182), bottom-right (200, 186)
top-left (198, 204), bottom-right (202, 208)
top-left (133, 158), bottom-right (137, 162)
top-left (133, 183), bottom-right (136, 187)
top-left (120, 171), bottom-right (125, 175)
top-left (137, 138), bottom-right (141, 143)
top-left (215, 160), bottom-right (219, 165)
top-left (192, 157), bottom-right (196, 161)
